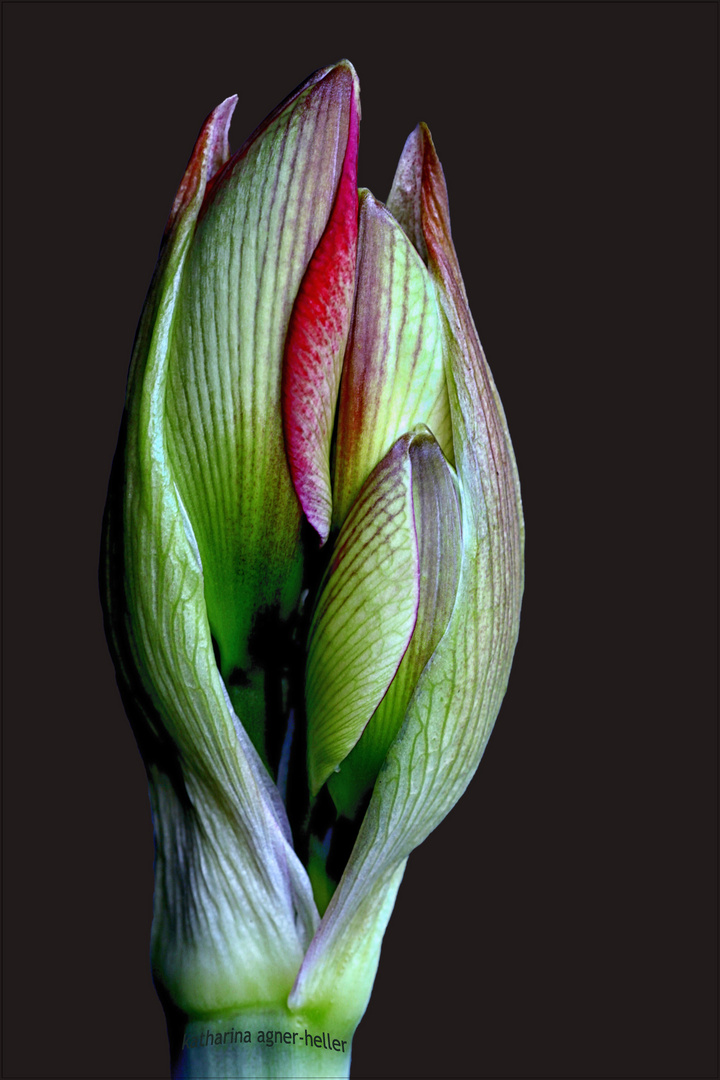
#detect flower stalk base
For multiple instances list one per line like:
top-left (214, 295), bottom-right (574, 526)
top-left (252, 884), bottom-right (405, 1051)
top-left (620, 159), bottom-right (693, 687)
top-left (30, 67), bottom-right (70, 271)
top-left (174, 1009), bottom-right (353, 1079)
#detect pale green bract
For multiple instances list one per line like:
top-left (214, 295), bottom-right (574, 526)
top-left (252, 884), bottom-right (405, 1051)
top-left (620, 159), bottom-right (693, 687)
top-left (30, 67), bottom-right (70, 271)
top-left (101, 60), bottom-right (523, 1079)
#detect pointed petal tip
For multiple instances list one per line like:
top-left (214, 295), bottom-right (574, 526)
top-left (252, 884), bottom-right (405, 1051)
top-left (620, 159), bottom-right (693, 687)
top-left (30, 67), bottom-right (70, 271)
top-left (386, 126), bottom-right (430, 261)
top-left (334, 57), bottom-right (358, 75)
top-left (393, 121), bottom-right (441, 192)
top-left (318, 59), bottom-right (361, 120)
top-left (329, 58), bottom-right (360, 86)
top-left (224, 61), bottom-right (359, 181)
top-left (282, 61), bottom-right (360, 547)
top-left (403, 121), bottom-right (434, 156)
top-left (165, 94), bottom-right (239, 238)
top-left (217, 92), bottom-right (239, 114)
top-left (209, 92), bottom-right (238, 159)
top-left (216, 94), bottom-right (238, 130)
top-left (303, 58), bottom-right (359, 93)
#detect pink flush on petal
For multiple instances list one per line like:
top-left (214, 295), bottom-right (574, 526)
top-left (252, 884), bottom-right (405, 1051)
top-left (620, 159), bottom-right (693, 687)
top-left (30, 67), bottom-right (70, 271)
top-left (282, 64), bottom-right (360, 545)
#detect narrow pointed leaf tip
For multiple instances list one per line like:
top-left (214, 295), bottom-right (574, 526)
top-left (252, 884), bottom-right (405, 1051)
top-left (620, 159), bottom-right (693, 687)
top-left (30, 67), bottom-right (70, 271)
top-left (282, 63), bottom-right (360, 544)
top-left (165, 95), bottom-right (237, 238)
top-left (385, 124), bottom-right (428, 263)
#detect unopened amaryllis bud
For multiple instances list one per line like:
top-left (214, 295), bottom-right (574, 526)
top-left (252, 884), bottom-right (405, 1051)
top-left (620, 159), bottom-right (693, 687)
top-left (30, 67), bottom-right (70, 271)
top-left (101, 60), bottom-right (523, 1080)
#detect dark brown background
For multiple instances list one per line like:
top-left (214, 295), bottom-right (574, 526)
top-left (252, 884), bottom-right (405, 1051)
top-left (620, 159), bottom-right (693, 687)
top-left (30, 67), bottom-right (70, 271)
top-left (3, 3), bottom-right (717, 1078)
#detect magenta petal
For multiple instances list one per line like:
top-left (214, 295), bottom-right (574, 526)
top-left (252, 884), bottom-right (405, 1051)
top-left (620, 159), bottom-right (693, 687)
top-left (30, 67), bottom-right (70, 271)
top-left (282, 67), bottom-right (360, 544)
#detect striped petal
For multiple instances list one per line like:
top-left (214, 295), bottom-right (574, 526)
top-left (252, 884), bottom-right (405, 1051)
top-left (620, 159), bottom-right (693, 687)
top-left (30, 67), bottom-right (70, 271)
top-left (331, 190), bottom-right (453, 532)
top-left (305, 435), bottom-right (420, 796)
top-left (282, 77), bottom-right (359, 543)
top-left (100, 97), bottom-right (319, 1017)
top-left (353, 122), bottom-right (524, 890)
top-left (163, 63), bottom-right (359, 739)
top-left (328, 429), bottom-right (462, 818)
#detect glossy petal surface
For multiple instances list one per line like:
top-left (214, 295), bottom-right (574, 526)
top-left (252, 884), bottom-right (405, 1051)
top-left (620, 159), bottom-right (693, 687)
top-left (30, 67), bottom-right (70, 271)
top-left (332, 191), bottom-right (452, 531)
top-left (292, 123), bottom-right (524, 1034)
top-left (164, 64), bottom-right (358, 690)
top-left (328, 429), bottom-right (462, 818)
top-left (305, 435), bottom-right (420, 795)
top-left (282, 76), bottom-right (359, 543)
top-left (101, 96), bottom-right (319, 1016)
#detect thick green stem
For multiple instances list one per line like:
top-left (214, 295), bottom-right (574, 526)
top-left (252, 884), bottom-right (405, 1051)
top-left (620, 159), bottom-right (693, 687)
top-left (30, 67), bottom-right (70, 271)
top-left (173, 1008), bottom-right (353, 1079)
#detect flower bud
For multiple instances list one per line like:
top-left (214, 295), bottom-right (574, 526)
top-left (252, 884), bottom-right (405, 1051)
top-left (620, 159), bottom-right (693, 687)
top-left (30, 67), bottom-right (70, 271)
top-left (102, 63), bottom-right (523, 1069)
top-left (307, 427), bottom-right (462, 818)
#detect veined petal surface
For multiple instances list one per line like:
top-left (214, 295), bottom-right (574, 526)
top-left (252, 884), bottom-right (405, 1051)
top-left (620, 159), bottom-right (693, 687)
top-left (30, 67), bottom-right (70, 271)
top-left (332, 191), bottom-right (453, 531)
top-left (164, 62), bottom-right (359, 687)
top-left (292, 123), bottom-right (524, 1031)
top-left (282, 74), bottom-right (359, 543)
top-left (328, 429), bottom-right (462, 818)
top-left (101, 98), bottom-right (318, 1016)
top-left (305, 435), bottom-right (420, 796)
